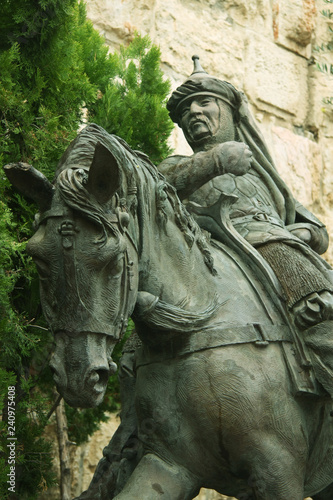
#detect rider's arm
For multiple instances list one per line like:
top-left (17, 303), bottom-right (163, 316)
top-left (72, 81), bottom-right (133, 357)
top-left (159, 141), bottom-right (252, 200)
top-left (287, 223), bottom-right (329, 255)
top-left (159, 152), bottom-right (221, 200)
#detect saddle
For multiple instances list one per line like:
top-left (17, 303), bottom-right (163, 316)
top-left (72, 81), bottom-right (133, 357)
top-left (187, 193), bottom-right (328, 398)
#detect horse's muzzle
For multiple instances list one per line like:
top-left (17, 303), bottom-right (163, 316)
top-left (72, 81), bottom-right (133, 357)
top-left (49, 330), bottom-right (118, 408)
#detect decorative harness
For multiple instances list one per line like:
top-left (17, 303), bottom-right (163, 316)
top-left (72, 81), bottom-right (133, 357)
top-left (36, 203), bottom-right (138, 341)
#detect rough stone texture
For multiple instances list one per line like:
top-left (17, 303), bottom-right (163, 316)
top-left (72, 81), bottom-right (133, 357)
top-left (273, 0), bottom-right (317, 56)
top-left (37, 1), bottom-right (332, 498)
top-left (244, 36), bottom-right (309, 124)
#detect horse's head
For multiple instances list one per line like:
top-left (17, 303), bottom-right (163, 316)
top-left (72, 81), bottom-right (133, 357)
top-left (5, 126), bottom-right (139, 407)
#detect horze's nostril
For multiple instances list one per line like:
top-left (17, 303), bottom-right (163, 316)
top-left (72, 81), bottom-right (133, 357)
top-left (96, 369), bottom-right (109, 385)
top-left (109, 360), bottom-right (118, 374)
top-left (87, 368), bottom-right (110, 388)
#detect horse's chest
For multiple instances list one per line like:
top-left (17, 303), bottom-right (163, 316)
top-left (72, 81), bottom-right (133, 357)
top-left (134, 344), bottom-right (290, 479)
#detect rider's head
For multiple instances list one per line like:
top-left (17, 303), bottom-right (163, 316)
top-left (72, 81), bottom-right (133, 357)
top-left (167, 56), bottom-right (276, 172)
top-left (167, 56), bottom-right (242, 151)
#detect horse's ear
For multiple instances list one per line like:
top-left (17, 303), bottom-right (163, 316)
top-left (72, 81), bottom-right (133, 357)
top-left (86, 142), bottom-right (121, 204)
top-left (4, 163), bottom-right (54, 212)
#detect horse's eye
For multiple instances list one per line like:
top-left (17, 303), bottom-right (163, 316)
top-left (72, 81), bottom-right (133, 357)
top-left (33, 258), bottom-right (50, 279)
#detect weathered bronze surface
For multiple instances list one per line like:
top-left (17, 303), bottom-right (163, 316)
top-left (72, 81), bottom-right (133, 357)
top-left (4, 58), bottom-right (333, 500)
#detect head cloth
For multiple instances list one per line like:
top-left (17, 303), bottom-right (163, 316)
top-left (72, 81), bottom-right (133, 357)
top-left (167, 56), bottom-right (243, 125)
top-left (166, 56), bottom-right (296, 224)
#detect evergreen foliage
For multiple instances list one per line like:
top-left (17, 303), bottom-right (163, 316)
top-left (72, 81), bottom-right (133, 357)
top-left (314, 0), bottom-right (333, 107)
top-left (0, 1), bottom-right (173, 497)
top-left (91, 34), bottom-right (173, 164)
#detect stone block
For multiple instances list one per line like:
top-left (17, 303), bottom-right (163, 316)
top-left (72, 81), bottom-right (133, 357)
top-left (321, 137), bottom-right (333, 210)
top-left (307, 67), bottom-right (333, 136)
top-left (306, 9), bottom-right (333, 135)
top-left (85, 0), bottom-right (157, 48)
top-left (244, 35), bottom-right (309, 125)
top-left (268, 126), bottom-right (322, 208)
top-left (272, 0), bottom-right (316, 57)
top-left (208, 0), bottom-right (272, 34)
top-left (154, 1), bottom-right (246, 86)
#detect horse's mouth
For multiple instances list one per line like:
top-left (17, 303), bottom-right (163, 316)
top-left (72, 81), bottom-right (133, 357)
top-left (63, 389), bottom-right (106, 409)
top-left (60, 372), bottom-right (109, 408)
top-left (51, 365), bottom-right (111, 406)
top-left (49, 329), bottom-right (119, 407)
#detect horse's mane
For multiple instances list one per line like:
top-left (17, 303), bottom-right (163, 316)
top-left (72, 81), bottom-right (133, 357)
top-left (55, 123), bottom-right (158, 181)
top-left (55, 124), bottom-right (216, 274)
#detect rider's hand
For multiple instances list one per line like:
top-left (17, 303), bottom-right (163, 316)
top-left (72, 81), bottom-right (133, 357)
top-left (215, 141), bottom-right (253, 176)
top-left (287, 223), bottom-right (312, 244)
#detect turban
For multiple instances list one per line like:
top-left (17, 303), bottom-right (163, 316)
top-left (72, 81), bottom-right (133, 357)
top-left (166, 56), bottom-right (296, 225)
top-left (167, 57), bottom-right (242, 125)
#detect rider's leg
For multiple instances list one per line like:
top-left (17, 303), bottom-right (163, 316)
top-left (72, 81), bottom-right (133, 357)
top-left (292, 291), bottom-right (333, 329)
top-left (256, 242), bottom-right (333, 329)
top-left (113, 453), bottom-right (200, 500)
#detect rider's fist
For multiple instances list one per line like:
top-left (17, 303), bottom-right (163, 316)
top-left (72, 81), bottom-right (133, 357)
top-left (214, 141), bottom-right (253, 176)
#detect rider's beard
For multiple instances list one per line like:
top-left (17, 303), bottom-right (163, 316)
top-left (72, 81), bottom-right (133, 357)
top-left (186, 116), bottom-right (214, 145)
top-left (184, 103), bottom-right (235, 153)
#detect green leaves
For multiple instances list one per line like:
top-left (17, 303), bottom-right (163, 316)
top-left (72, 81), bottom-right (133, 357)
top-left (92, 33), bottom-right (174, 164)
top-left (315, 1), bottom-right (333, 109)
top-left (0, 2), bottom-right (115, 497)
top-left (1, 3), bottom-right (173, 497)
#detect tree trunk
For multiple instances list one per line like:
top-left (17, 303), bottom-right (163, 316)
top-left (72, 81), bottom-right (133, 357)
top-left (55, 395), bottom-right (72, 500)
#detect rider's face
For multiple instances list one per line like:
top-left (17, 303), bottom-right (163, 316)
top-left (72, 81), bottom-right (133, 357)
top-left (179, 95), bottom-right (235, 151)
top-left (180, 96), bottom-right (220, 144)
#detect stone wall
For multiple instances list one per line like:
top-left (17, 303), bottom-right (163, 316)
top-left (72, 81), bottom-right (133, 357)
top-left (38, 1), bottom-right (332, 498)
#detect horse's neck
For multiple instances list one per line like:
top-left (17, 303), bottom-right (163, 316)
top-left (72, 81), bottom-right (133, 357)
top-left (138, 214), bottom-right (217, 312)
top-left (129, 159), bottom-right (218, 312)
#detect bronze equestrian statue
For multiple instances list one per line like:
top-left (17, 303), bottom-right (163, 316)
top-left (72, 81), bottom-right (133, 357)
top-left (162, 56), bottom-right (333, 337)
top-left (4, 57), bottom-right (333, 500)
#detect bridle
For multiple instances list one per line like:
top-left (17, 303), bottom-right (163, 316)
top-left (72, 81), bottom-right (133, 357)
top-left (35, 202), bottom-right (138, 341)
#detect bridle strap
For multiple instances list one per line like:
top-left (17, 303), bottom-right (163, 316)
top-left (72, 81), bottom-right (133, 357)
top-left (40, 206), bottom-right (138, 340)
top-left (38, 207), bottom-right (119, 227)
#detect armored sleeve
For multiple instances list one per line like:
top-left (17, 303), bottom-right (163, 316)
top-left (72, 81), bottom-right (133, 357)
top-left (159, 151), bottom-right (222, 200)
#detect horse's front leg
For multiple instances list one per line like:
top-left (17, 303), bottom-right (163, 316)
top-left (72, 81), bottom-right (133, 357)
top-left (234, 431), bottom-right (306, 500)
top-left (74, 349), bottom-right (140, 500)
top-left (312, 482), bottom-right (333, 500)
top-left (113, 453), bottom-right (200, 500)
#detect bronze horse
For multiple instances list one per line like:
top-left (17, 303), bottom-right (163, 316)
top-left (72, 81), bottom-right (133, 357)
top-left (5, 124), bottom-right (333, 500)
